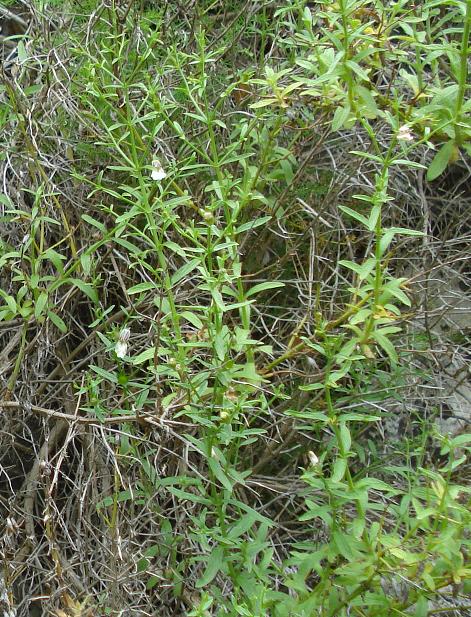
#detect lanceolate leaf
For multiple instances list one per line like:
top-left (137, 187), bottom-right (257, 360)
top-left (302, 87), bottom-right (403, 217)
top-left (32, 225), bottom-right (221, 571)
top-left (246, 281), bottom-right (285, 297)
top-left (195, 546), bottom-right (225, 588)
top-left (426, 140), bottom-right (455, 181)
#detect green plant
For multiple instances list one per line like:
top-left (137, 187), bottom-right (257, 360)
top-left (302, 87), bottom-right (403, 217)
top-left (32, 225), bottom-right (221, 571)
top-left (0, 1), bottom-right (469, 616)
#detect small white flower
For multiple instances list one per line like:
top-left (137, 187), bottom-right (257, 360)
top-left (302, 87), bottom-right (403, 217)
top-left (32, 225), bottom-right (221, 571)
top-left (115, 341), bottom-right (128, 359)
top-left (397, 124), bottom-right (414, 142)
top-left (119, 327), bottom-right (131, 343)
top-left (115, 327), bottom-right (131, 358)
top-left (150, 157), bottom-right (167, 181)
top-left (308, 451), bottom-right (319, 466)
top-left (199, 208), bottom-right (215, 224)
top-left (202, 210), bottom-right (214, 222)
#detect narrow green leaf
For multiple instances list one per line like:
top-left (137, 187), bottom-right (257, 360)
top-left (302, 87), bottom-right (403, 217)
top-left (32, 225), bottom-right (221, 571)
top-left (17, 41), bottom-right (28, 63)
top-left (228, 513), bottom-right (259, 540)
top-left (166, 487), bottom-right (211, 505)
top-left (299, 382), bottom-right (324, 391)
top-left (338, 205), bottom-right (369, 227)
top-left (68, 278), bottom-right (99, 303)
top-left (356, 478), bottom-right (395, 492)
top-left (303, 6), bottom-right (313, 27)
top-left (250, 98), bottom-right (279, 109)
top-left (332, 531), bottom-right (355, 561)
top-left (235, 216), bottom-right (271, 235)
top-left (331, 458), bottom-right (347, 482)
top-left (128, 282), bottom-right (157, 295)
top-left (373, 330), bottom-right (398, 363)
top-left (82, 213), bottom-right (106, 232)
top-left (367, 204), bottom-right (381, 232)
top-left (171, 258), bottom-right (200, 286)
top-left (196, 546), bottom-right (225, 588)
top-left (357, 85), bottom-right (379, 117)
top-left (80, 253), bottom-right (91, 276)
top-left (211, 288), bottom-right (226, 312)
top-left (48, 311), bottom-right (67, 333)
top-left (207, 458), bottom-right (233, 492)
top-left (339, 258), bottom-right (375, 281)
top-left (349, 151), bottom-right (382, 163)
top-left (90, 365), bottom-right (118, 383)
top-left (181, 311), bottom-right (204, 329)
top-left (34, 291), bottom-right (48, 320)
top-left (339, 422), bottom-right (351, 453)
top-left (131, 347), bottom-right (156, 365)
top-left (390, 159), bottom-right (427, 169)
top-left (3, 294), bottom-right (17, 314)
top-left (0, 193), bottom-right (13, 207)
top-left (415, 596), bottom-right (428, 617)
top-left (173, 121), bottom-right (185, 137)
top-left (137, 558), bottom-right (149, 573)
top-left (426, 140), bottom-right (455, 181)
top-left (246, 281), bottom-right (285, 298)
top-left (331, 105), bottom-right (350, 131)
top-left (229, 500), bottom-right (274, 527)
top-left (386, 285), bottom-right (411, 306)
top-left (42, 248), bottom-right (66, 272)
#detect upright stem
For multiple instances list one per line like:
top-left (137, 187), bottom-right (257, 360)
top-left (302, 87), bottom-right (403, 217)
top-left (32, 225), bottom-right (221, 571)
top-left (455, 0), bottom-right (471, 145)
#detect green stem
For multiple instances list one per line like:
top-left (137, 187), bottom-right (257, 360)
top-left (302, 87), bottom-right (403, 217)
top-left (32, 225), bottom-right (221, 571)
top-left (339, 0), bottom-right (355, 111)
top-left (4, 322), bottom-right (28, 397)
top-left (455, 0), bottom-right (471, 145)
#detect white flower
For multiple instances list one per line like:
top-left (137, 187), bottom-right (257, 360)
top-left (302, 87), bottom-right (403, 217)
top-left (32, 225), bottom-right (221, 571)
top-left (115, 327), bottom-right (131, 358)
top-left (119, 327), bottom-right (131, 342)
top-left (150, 157), bottom-right (167, 181)
top-left (308, 451), bottom-right (319, 466)
top-left (202, 210), bottom-right (214, 223)
top-left (115, 341), bottom-right (128, 358)
top-left (397, 125), bottom-right (414, 142)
